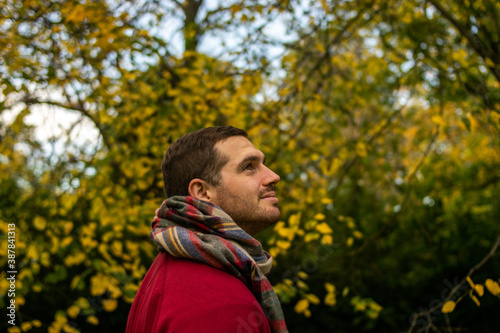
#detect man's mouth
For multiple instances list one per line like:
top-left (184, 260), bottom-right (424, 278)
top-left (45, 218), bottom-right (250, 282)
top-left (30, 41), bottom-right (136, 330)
top-left (261, 191), bottom-right (278, 202)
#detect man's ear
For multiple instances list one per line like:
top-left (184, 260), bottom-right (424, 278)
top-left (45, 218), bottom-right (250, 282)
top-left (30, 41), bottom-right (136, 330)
top-left (188, 178), bottom-right (217, 203)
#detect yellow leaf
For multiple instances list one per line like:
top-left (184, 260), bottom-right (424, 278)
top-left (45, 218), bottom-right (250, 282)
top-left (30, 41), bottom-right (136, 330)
top-left (305, 220), bottom-right (317, 230)
top-left (470, 292), bottom-right (480, 307)
top-left (75, 297), bottom-right (90, 309)
top-left (306, 293), bottom-right (320, 305)
top-left (441, 300), bottom-right (456, 313)
top-left (40, 252), bottom-right (50, 267)
top-left (63, 323), bottom-right (80, 333)
top-left (294, 299), bottom-right (309, 313)
top-left (491, 112), bottom-right (500, 124)
top-left (467, 113), bottom-right (479, 132)
top-left (65, 4), bottom-right (87, 24)
top-left (289, 213), bottom-right (301, 226)
top-left (321, 198), bottom-right (333, 204)
top-left (485, 57), bottom-right (495, 68)
top-left (54, 311), bottom-right (68, 324)
top-left (230, 3), bottom-right (242, 13)
top-left (325, 283), bottom-right (336, 293)
top-left (353, 230), bottom-right (363, 239)
top-left (61, 236), bottom-right (73, 248)
top-left (269, 247), bottom-right (279, 258)
top-left (7, 326), bottom-right (21, 333)
top-left (277, 227), bottom-right (292, 238)
top-left (485, 279), bottom-right (500, 296)
top-left (90, 273), bottom-right (108, 296)
top-left (87, 315), bottom-right (99, 325)
top-left (321, 234), bottom-right (333, 244)
top-left (466, 276), bottom-right (475, 288)
top-left (102, 299), bottom-right (118, 312)
top-left (452, 49), bottom-right (468, 63)
top-left (20, 322), bottom-right (32, 331)
top-left (111, 240), bottom-right (123, 256)
top-left (70, 275), bottom-right (81, 290)
top-left (304, 232), bottom-right (320, 242)
top-left (33, 216), bottom-right (47, 231)
top-left (16, 296), bottom-right (25, 306)
top-left (67, 305), bottom-right (80, 319)
top-left (316, 43), bottom-right (326, 53)
top-left (369, 300), bottom-right (383, 312)
top-left (297, 280), bottom-right (308, 289)
top-left (274, 221), bottom-right (285, 230)
top-left (320, 0), bottom-right (329, 12)
top-left (277, 240), bottom-right (291, 250)
top-left (475, 284), bottom-right (484, 297)
top-left (63, 221), bottom-right (73, 234)
top-left (323, 158), bottom-right (342, 176)
top-left (431, 115), bottom-right (446, 126)
top-left (346, 237), bottom-right (354, 247)
top-left (297, 80), bottom-right (303, 92)
top-left (325, 292), bottom-right (337, 306)
top-left (314, 213), bottom-right (326, 220)
top-left (355, 142), bottom-right (367, 157)
top-left (316, 222), bottom-right (332, 234)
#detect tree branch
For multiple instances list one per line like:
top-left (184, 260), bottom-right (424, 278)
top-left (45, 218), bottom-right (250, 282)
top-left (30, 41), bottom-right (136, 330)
top-left (22, 97), bottom-right (111, 150)
top-left (407, 234), bottom-right (500, 333)
top-left (427, 0), bottom-right (500, 83)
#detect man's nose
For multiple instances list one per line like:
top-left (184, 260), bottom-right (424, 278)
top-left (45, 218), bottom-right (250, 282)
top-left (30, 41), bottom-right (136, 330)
top-left (263, 165), bottom-right (280, 185)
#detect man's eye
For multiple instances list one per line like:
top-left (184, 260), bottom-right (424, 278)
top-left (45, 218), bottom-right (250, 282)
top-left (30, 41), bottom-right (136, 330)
top-left (243, 164), bottom-right (253, 171)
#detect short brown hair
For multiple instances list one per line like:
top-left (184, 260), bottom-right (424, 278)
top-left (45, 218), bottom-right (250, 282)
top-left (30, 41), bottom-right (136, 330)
top-left (161, 126), bottom-right (248, 198)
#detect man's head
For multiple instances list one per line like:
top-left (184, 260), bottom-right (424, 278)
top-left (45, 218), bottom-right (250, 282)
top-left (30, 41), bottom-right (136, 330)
top-left (162, 126), bottom-right (280, 235)
top-left (162, 126), bottom-right (247, 197)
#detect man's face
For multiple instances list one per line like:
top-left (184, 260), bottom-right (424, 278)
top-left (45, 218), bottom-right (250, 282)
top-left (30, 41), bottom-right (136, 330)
top-left (210, 136), bottom-right (281, 235)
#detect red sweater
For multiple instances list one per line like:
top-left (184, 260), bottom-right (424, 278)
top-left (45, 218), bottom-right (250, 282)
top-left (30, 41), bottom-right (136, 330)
top-left (126, 251), bottom-right (272, 333)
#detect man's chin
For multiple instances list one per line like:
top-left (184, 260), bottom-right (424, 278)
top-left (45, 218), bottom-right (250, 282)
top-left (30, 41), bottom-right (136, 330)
top-left (265, 208), bottom-right (281, 224)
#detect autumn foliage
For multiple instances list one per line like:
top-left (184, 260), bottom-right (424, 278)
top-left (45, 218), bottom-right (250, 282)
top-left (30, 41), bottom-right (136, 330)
top-left (1, 0), bottom-right (499, 332)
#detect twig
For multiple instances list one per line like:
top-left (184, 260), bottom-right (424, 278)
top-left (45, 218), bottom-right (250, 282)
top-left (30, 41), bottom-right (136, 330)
top-left (407, 234), bottom-right (500, 333)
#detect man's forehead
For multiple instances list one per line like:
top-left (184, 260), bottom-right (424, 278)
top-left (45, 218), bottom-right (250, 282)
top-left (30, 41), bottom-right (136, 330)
top-left (216, 136), bottom-right (264, 162)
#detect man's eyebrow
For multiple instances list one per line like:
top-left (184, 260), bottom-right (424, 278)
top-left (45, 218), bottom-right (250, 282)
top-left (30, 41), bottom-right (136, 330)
top-left (237, 154), bottom-right (265, 169)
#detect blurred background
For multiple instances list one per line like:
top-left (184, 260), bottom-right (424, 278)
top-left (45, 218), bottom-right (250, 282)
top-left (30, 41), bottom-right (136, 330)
top-left (1, 0), bottom-right (499, 332)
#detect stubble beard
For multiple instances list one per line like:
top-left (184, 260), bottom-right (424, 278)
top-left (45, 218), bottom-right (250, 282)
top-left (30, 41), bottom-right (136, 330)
top-left (216, 188), bottom-right (280, 235)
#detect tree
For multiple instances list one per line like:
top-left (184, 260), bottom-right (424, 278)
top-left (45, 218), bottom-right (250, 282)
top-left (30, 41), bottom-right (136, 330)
top-left (1, 0), bottom-right (499, 332)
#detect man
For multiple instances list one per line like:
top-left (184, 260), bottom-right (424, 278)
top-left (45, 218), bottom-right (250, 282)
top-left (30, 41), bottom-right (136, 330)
top-left (126, 126), bottom-right (288, 333)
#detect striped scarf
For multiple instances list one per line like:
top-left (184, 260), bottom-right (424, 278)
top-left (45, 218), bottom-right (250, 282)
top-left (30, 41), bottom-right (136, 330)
top-left (150, 196), bottom-right (288, 333)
